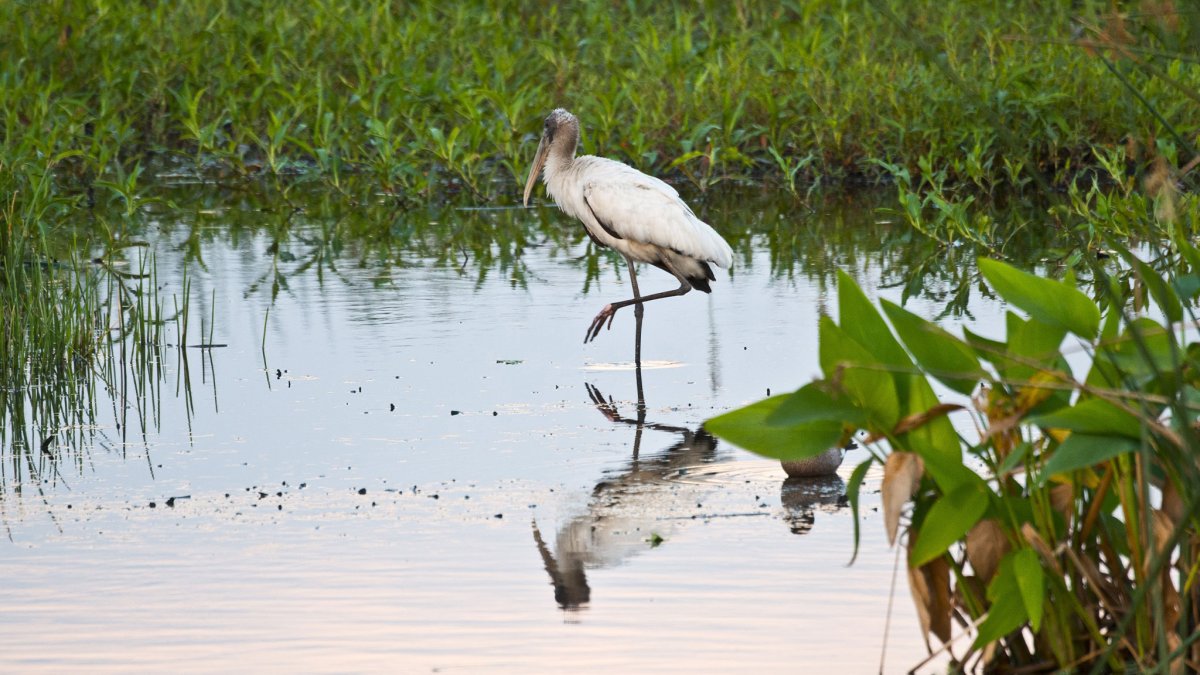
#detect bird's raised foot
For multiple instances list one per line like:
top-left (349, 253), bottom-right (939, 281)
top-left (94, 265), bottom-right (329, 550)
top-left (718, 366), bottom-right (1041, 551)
top-left (584, 304), bottom-right (618, 343)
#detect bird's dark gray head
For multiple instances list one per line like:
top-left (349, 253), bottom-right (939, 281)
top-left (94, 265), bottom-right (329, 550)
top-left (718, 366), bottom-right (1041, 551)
top-left (542, 108), bottom-right (578, 145)
top-left (523, 108), bottom-right (579, 206)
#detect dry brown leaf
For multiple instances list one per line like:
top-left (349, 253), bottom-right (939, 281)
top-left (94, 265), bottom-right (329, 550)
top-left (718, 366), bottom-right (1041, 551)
top-left (982, 394), bottom-right (1024, 459)
top-left (1148, 156), bottom-right (1178, 223)
top-left (1065, 547), bottom-right (1123, 616)
top-left (1147, 509), bottom-right (1183, 634)
top-left (927, 555), bottom-right (953, 644)
top-left (1151, 509), bottom-right (1175, 560)
top-left (1162, 481), bottom-right (1185, 528)
top-left (981, 640), bottom-right (999, 671)
top-left (1167, 631), bottom-right (1185, 675)
top-left (981, 411), bottom-right (1022, 441)
top-left (1161, 569), bottom-right (1182, 634)
top-left (1142, 0), bottom-right (1181, 34)
top-left (1021, 523), bottom-right (1061, 575)
top-left (889, 403), bottom-right (965, 437)
top-left (1144, 509), bottom-right (1176, 578)
top-left (907, 536), bottom-right (952, 646)
top-left (965, 519), bottom-right (1009, 583)
top-left (882, 452), bottom-right (924, 546)
top-left (1050, 483), bottom-right (1074, 529)
top-left (907, 562), bottom-right (933, 650)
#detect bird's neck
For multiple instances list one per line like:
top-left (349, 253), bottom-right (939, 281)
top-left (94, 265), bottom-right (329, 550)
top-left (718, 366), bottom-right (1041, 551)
top-left (542, 148), bottom-right (574, 185)
top-left (543, 129), bottom-right (579, 183)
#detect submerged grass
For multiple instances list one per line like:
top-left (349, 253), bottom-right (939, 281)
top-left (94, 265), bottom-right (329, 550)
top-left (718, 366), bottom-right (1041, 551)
top-left (0, 165), bottom-right (194, 492)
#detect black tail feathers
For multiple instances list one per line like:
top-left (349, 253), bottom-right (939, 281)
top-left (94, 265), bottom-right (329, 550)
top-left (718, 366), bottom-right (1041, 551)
top-left (688, 261), bottom-right (715, 293)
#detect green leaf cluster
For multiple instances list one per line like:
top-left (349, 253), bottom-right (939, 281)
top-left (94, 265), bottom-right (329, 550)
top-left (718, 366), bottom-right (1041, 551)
top-left (707, 254), bottom-right (1200, 671)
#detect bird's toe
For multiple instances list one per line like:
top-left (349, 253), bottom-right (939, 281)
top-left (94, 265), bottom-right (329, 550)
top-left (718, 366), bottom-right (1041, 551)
top-left (584, 304), bottom-right (616, 343)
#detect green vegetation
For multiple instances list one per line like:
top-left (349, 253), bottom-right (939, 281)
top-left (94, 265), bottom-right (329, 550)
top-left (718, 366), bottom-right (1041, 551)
top-left (2, 1), bottom-right (1197, 203)
top-left (0, 230), bottom-right (191, 491)
top-left (707, 254), bottom-right (1200, 671)
top-left (4, 0), bottom-right (1200, 663)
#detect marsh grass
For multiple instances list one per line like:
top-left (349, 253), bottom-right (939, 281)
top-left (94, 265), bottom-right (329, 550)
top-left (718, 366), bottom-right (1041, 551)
top-left (3, 1), bottom-right (1197, 206)
top-left (0, 251), bottom-right (185, 491)
top-left (0, 166), bottom-right (195, 491)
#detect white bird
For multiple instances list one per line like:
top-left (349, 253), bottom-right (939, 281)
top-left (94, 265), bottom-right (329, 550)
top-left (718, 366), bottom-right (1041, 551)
top-left (523, 109), bottom-right (734, 343)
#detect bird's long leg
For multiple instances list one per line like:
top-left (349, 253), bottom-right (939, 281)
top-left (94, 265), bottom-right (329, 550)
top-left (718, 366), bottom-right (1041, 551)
top-left (625, 255), bottom-right (644, 321)
top-left (627, 254), bottom-right (644, 368)
top-left (585, 259), bottom-right (691, 343)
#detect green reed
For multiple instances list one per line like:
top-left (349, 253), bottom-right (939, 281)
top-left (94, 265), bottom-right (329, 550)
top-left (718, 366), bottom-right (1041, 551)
top-left (0, 161), bottom-right (194, 490)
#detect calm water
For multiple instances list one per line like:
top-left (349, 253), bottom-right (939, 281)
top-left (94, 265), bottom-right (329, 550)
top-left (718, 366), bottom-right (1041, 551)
top-left (1, 184), bottom-right (1017, 672)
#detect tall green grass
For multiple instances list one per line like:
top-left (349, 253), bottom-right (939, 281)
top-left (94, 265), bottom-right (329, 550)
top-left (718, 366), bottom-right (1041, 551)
top-left (0, 159), bottom-right (190, 489)
top-left (2, 1), bottom-right (1196, 203)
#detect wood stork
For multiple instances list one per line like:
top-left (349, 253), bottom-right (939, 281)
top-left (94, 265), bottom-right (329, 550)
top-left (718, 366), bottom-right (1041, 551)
top-left (522, 109), bottom-right (733, 343)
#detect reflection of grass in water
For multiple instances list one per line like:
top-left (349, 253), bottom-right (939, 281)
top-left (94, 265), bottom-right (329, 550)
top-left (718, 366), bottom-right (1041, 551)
top-left (0, 173), bottom-right (1082, 492)
top-left (146, 179), bottom-right (1073, 315)
top-left (0, 195), bottom-right (193, 494)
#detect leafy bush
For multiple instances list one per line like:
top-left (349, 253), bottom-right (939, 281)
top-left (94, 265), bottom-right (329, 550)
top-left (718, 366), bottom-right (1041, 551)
top-left (707, 255), bottom-right (1200, 671)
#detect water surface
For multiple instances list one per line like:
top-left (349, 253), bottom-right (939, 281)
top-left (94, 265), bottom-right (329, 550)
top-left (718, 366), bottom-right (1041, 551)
top-left (1, 184), bottom-right (1017, 672)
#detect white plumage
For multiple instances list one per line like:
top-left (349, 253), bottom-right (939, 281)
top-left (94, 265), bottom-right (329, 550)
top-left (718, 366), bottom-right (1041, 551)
top-left (523, 109), bottom-right (733, 342)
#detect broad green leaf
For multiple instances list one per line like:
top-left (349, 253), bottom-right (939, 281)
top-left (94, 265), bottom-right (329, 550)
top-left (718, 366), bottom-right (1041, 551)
top-left (1084, 309), bottom-right (1124, 390)
top-left (1100, 306), bottom-right (1121, 342)
top-left (1104, 317), bottom-right (1178, 384)
top-left (845, 458), bottom-right (873, 566)
top-left (1001, 313), bottom-right (1073, 417)
top-left (1027, 398), bottom-right (1144, 439)
top-left (837, 270), bottom-right (914, 402)
top-left (909, 479), bottom-right (989, 567)
top-left (978, 258), bottom-right (1099, 339)
top-left (1012, 548), bottom-right (1045, 631)
top-left (766, 382), bottom-right (867, 427)
top-left (1041, 433), bottom-right (1139, 479)
top-left (899, 373), bottom-right (971, 492)
top-left (962, 326), bottom-right (1009, 371)
top-left (1173, 273), bottom-right (1200, 302)
top-left (819, 317), bottom-right (900, 428)
top-left (1007, 312), bottom-right (1067, 372)
top-left (996, 442), bottom-right (1033, 476)
top-left (974, 553), bottom-right (1029, 648)
top-left (706, 395), bottom-right (844, 461)
top-left (882, 300), bottom-right (985, 395)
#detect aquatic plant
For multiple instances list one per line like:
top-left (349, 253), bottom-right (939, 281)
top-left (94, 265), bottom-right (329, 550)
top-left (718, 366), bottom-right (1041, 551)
top-left (707, 252), bottom-right (1200, 671)
top-left (2, 1), bottom-right (1197, 206)
top-left (0, 157), bottom-right (196, 492)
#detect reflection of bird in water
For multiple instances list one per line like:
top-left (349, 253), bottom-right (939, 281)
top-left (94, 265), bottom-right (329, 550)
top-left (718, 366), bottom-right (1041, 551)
top-left (522, 108), bottom-right (733, 343)
top-left (532, 520), bottom-right (591, 610)
top-left (779, 475), bottom-right (849, 535)
top-left (531, 376), bottom-right (724, 612)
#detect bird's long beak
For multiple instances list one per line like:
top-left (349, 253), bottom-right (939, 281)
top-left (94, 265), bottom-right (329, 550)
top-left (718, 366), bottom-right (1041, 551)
top-left (522, 135), bottom-right (549, 207)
